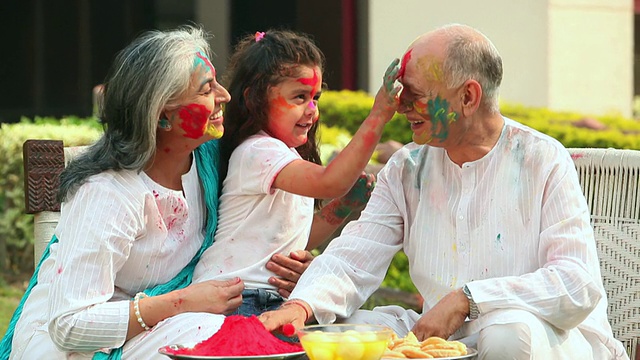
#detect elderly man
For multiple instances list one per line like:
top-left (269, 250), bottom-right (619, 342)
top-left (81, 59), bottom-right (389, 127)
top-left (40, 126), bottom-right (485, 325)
top-left (259, 24), bottom-right (627, 359)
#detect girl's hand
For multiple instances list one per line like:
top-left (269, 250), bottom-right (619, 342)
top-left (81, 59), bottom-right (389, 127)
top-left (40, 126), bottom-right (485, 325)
top-left (371, 58), bottom-right (401, 122)
top-left (176, 278), bottom-right (244, 315)
top-left (266, 250), bottom-right (315, 298)
top-left (337, 172), bottom-right (376, 211)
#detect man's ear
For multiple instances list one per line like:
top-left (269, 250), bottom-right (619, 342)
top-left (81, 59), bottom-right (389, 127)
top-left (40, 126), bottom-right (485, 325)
top-left (460, 79), bottom-right (482, 117)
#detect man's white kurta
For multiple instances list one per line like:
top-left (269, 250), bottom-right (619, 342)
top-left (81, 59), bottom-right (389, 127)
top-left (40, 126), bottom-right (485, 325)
top-left (289, 118), bottom-right (626, 358)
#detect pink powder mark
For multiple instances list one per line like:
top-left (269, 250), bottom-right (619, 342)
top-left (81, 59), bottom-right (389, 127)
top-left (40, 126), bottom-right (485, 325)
top-left (297, 68), bottom-right (319, 98)
top-left (361, 129), bottom-right (377, 147)
top-left (398, 49), bottom-right (413, 79)
top-left (196, 52), bottom-right (215, 75)
top-left (152, 190), bottom-right (160, 198)
top-left (570, 153), bottom-right (584, 160)
top-left (57, 266), bottom-right (63, 274)
top-left (179, 103), bottom-right (211, 139)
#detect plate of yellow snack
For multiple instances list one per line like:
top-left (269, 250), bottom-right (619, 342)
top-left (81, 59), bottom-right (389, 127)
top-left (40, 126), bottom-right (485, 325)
top-left (382, 332), bottom-right (478, 359)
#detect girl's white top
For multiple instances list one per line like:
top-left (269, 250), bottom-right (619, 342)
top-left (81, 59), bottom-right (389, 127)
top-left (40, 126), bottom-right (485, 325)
top-left (194, 131), bottom-right (314, 290)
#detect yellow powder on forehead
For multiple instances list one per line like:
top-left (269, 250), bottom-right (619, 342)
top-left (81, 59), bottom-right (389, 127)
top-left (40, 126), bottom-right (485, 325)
top-left (415, 55), bottom-right (443, 82)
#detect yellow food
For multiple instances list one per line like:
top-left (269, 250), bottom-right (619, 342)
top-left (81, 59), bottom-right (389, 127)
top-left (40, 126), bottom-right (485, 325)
top-left (386, 332), bottom-right (468, 359)
top-left (300, 330), bottom-right (389, 360)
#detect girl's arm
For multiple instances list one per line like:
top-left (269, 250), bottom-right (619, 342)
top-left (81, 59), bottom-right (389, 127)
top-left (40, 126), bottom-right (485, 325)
top-left (273, 59), bottom-right (401, 199)
top-left (307, 173), bottom-right (375, 249)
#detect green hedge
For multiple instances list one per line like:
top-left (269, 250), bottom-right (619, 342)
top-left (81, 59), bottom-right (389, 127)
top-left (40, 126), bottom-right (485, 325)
top-left (319, 90), bottom-right (640, 150)
top-left (0, 117), bottom-right (102, 277)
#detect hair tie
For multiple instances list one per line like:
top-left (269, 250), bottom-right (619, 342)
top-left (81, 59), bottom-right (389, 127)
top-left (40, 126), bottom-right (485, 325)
top-left (255, 31), bottom-right (265, 42)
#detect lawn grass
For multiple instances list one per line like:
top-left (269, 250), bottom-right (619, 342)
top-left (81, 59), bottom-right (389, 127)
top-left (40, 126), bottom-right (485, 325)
top-left (0, 283), bottom-right (26, 337)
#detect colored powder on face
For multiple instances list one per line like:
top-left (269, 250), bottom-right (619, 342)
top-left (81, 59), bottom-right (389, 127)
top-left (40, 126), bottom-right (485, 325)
top-left (169, 315), bottom-right (303, 356)
top-left (270, 95), bottom-right (296, 119)
top-left (204, 123), bottom-right (223, 139)
top-left (194, 51), bottom-right (214, 74)
top-left (297, 68), bottom-right (319, 98)
top-left (427, 95), bottom-right (458, 142)
top-left (398, 49), bottom-right (413, 79)
top-left (178, 103), bottom-right (210, 139)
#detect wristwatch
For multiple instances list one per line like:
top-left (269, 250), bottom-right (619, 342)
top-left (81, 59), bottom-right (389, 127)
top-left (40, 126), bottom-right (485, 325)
top-left (462, 284), bottom-right (479, 320)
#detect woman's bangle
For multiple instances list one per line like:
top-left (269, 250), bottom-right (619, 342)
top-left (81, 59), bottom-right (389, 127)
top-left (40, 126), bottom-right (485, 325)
top-left (281, 300), bottom-right (311, 322)
top-left (133, 292), bottom-right (151, 331)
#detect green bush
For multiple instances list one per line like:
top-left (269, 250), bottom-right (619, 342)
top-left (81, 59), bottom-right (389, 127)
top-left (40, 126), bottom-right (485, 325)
top-left (319, 90), bottom-right (640, 150)
top-left (0, 117), bottom-right (102, 278)
top-left (319, 90), bottom-right (413, 144)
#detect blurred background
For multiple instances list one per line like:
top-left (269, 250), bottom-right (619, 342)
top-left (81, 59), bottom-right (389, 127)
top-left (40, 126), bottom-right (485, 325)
top-left (0, 0), bottom-right (638, 123)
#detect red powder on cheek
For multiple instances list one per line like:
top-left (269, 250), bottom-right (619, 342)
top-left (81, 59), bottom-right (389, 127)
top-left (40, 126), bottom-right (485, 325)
top-left (398, 49), bottom-right (413, 78)
top-left (169, 315), bottom-right (303, 356)
top-left (178, 103), bottom-right (210, 139)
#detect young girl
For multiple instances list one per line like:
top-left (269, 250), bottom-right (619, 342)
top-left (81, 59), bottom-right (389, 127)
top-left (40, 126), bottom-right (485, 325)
top-left (193, 29), bottom-right (400, 316)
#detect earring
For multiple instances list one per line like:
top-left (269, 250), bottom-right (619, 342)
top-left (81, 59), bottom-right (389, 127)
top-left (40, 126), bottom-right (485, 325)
top-left (158, 118), bottom-right (172, 130)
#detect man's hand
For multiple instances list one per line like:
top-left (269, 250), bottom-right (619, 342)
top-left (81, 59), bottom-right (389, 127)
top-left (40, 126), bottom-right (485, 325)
top-left (266, 250), bottom-right (314, 298)
top-left (411, 288), bottom-right (469, 341)
top-left (259, 301), bottom-right (311, 333)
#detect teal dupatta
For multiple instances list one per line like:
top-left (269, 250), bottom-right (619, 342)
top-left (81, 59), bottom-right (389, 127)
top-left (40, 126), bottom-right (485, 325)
top-left (0, 140), bottom-right (221, 360)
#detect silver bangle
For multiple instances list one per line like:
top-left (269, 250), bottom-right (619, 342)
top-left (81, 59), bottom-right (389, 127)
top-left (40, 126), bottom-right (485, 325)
top-left (133, 292), bottom-right (151, 331)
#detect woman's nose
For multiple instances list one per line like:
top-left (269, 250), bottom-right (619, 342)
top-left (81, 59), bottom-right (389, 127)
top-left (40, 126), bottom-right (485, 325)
top-left (217, 85), bottom-right (231, 104)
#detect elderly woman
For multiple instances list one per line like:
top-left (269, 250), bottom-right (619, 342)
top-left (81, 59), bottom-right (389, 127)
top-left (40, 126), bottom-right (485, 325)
top-left (1, 26), bottom-right (320, 360)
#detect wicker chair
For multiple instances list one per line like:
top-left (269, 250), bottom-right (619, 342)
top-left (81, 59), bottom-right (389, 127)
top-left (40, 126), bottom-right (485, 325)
top-left (568, 148), bottom-right (640, 359)
top-left (22, 141), bottom-right (640, 357)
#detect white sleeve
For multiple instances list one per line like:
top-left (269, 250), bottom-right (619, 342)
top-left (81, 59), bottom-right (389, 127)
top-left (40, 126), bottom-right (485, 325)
top-left (289, 159), bottom-right (406, 323)
top-left (48, 179), bottom-right (145, 351)
top-left (231, 138), bottom-right (301, 195)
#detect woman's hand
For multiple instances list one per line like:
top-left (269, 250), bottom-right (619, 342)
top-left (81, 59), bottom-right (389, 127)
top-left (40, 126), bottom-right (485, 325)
top-left (176, 277), bottom-right (245, 315)
top-left (266, 250), bottom-right (314, 298)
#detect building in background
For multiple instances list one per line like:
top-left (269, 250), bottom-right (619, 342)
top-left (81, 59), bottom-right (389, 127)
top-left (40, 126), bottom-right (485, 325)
top-left (0, 0), bottom-right (635, 123)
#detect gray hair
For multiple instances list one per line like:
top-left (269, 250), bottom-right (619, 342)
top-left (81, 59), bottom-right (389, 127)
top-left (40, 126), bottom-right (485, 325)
top-left (59, 25), bottom-right (211, 201)
top-left (440, 24), bottom-right (503, 113)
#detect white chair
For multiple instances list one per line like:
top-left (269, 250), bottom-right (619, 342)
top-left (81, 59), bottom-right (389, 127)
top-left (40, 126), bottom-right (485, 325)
top-left (569, 148), bottom-right (640, 359)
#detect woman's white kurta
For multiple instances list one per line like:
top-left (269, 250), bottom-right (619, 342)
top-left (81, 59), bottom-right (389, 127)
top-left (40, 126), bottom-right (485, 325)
top-left (11, 159), bottom-right (225, 359)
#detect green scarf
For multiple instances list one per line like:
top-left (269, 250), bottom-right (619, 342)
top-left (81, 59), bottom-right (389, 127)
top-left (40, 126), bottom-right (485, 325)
top-left (0, 140), bottom-right (220, 360)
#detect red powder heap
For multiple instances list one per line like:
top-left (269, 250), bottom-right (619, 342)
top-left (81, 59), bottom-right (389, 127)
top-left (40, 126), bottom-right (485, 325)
top-left (170, 315), bottom-right (303, 356)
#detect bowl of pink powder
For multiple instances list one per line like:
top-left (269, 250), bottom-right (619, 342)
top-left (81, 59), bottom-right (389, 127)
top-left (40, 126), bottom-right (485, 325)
top-left (158, 315), bottom-right (307, 359)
